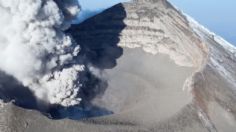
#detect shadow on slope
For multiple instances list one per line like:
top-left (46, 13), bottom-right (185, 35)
top-left (0, 3), bottom-right (127, 120)
top-left (64, 3), bottom-right (127, 120)
top-left (0, 71), bottom-right (38, 109)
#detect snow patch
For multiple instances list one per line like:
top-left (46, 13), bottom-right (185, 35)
top-left (184, 14), bottom-right (236, 54)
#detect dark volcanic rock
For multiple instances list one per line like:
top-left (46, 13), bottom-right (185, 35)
top-left (1, 0), bottom-right (236, 132)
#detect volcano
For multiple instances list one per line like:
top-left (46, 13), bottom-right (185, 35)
top-left (1, 0), bottom-right (236, 132)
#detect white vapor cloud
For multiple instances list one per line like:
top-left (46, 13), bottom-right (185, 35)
top-left (0, 0), bottom-right (84, 107)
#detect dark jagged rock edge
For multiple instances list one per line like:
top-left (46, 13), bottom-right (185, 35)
top-left (1, 0), bottom-right (236, 132)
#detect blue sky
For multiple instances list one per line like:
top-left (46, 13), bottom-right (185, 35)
top-left (169, 0), bottom-right (236, 45)
top-left (78, 0), bottom-right (236, 45)
top-left (79, 0), bottom-right (129, 10)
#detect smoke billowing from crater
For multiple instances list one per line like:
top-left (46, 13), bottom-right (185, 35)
top-left (0, 0), bottom-right (85, 107)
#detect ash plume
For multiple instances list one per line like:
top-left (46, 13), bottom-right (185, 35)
top-left (0, 0), bottom-right (85, 107)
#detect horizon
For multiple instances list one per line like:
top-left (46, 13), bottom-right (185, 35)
top-left (78, 0), bottom-right (236, 45)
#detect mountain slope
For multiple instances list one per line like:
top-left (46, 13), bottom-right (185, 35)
top-left (1, 0), bottom-right (236, 132)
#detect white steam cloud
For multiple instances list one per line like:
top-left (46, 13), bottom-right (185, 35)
top-left (0, 0), bottom-right (84, 107)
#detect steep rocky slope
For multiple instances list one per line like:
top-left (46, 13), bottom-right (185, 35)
top-left (1, 0), bottom-right (236, 132)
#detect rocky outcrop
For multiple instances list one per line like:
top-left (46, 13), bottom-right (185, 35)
top-left (69, 0), bottom-right (207, 67)
top-left (187, 16), bottom-right (236, 131)
top-left (1, 0), bottom-right (236, 132)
